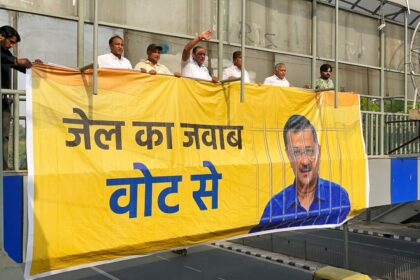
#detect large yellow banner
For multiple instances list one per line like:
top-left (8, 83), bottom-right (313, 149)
top-left (25, 64), bottom-right (368, 279)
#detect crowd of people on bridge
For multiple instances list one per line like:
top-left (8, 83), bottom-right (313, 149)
top-left (97, 29), bottom-right (335, 90)
top-left (0, 26), bottom-right (336, 170)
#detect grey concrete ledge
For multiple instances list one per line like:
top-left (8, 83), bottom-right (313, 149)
top-left (336, 226), bottom-right (420, 243)
top-left (211, 241), bottom-right (318, 272)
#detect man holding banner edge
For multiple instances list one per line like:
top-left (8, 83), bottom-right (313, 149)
top-left (251, 115), bottom-right (351, 232)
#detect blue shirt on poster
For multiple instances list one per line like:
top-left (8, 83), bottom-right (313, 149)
top-left (250, 177), bottom-right (350, 233)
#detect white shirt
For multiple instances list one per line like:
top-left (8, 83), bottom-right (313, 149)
top-left (222, 64), bottom-right (250, 83)
top-left (98, 53), bottom-right (132, 69)
top-left (181, 57), bottom-right (212, 81)
top-left (134, 60), bottom-right (172, 75)
top-left (263, 75), bottom-right (290, 87)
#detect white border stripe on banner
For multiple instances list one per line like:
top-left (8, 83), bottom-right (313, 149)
top-left (24, 69), bottom-right (35, 280)
top-left (356, 95), bottom-right (370, 208)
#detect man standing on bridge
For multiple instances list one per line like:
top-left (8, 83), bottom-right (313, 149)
top-left (181, 29), bottom-right (218, 82)
top-left (263, 63), bottom-right (290, 87)
top-left (1, 25), bottom-right (40, 169)
top-left (315, 63), bottom-right (334, 90)
top-left (135, 44), bottom-right (175, 75)
top-left (251, 115), bottom-right (350, 232)
top-left (98, 35), bottom-right (132, 69)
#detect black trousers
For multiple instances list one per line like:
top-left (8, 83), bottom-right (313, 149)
top-left (2, 97), bottom-right (12, 169)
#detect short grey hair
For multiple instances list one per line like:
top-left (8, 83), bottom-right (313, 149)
top-left (274, 63), bottom-right (286, 71)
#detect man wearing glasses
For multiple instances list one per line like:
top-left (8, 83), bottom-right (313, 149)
top-left (181, 29), bottom-right (218, 82)
top-left (251, 114), bottom-right (350, 232)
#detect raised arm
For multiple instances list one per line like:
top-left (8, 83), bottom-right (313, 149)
top-left (182, 29), bottom-right (213, 62)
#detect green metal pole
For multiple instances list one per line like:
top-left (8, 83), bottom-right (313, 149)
top-left (11, 13), bottom-right (18, 170)
top-left (240, 0), bottom-right (245, 103)
top-left (312, 0), bottom-right (317, 89)
top-left (217, 0), bottom-right (223, 80)
top-left (404, 10), bottom-right (408, 113)
top-left (93, 0), bottom-right (98, 95)
top-left (380, 15), bottom-right (385, 155)
top-left (12, 90), bottom-right (19, 171)
top-left (335, 0), bottom-right (339, 108)
top-left (77, 0), bottom-right (85, 68)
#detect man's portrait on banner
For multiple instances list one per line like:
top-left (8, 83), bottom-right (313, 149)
top-left (251, 114), bottom-right (351, 232)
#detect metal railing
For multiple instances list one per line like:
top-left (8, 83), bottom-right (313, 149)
top-left (235, 234), bottom-right (420, 280)
top-left (0, 97), bottom-right (419, 173)
top-left (1, 89), bottom-right (26, 172)
top-left (362, 111), bottom-right (420, 156)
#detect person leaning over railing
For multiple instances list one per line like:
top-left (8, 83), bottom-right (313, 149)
top-left (0, 25), bottom-right (42, 169)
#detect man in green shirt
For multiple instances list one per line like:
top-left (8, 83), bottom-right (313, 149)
top-left (315, 63), bottom-right (334, 90)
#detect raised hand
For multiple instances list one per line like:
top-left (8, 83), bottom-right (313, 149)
top-left (199, 29), bottom-right (213, 41)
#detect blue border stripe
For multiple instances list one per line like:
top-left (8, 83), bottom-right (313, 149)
top-left (3, 175), bottom-right (23, 263)
top-left (391, 158), bottom-right (418, 204)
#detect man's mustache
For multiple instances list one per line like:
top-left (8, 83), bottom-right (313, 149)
top-left (299, 165), bottom-right (313, 173)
